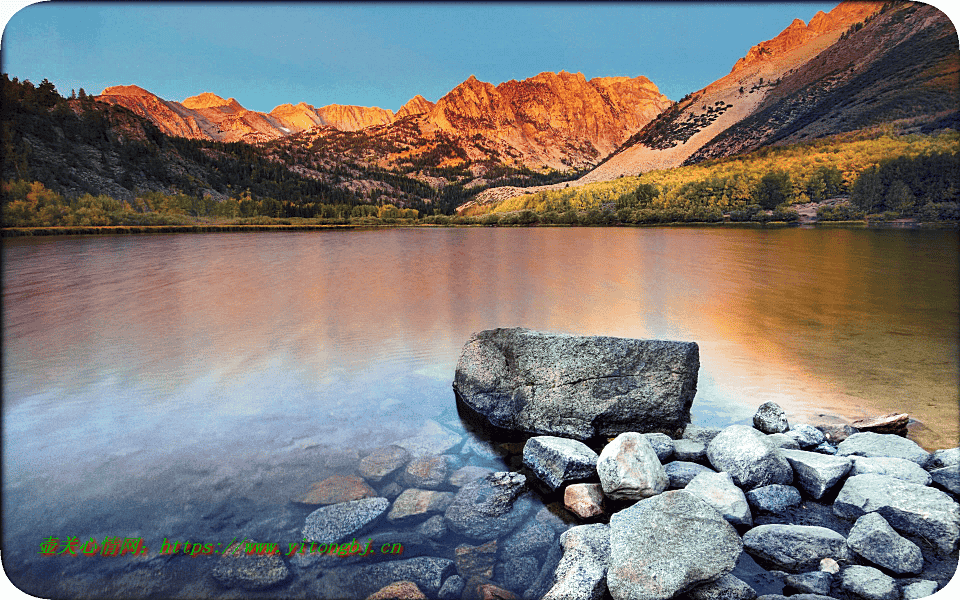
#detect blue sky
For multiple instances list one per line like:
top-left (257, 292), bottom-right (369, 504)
top-left (0, 1), bottom-right (917, 113)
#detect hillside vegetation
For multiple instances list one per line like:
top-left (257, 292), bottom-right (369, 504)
top-left (471, 130), bottom-right (958, 224)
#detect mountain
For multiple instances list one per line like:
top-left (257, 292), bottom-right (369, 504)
top-left (96, 70), bottom-right (672, 172)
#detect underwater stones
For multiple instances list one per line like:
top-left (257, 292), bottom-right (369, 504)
top-left (359, 445), bottom-right (411, 483)
top-left (302, 497), bottom-right (390, 543)
top-left (444, 472), bottom-right (534, 541)
top-left (211, 540), bottom-right (290, 590)
top-left (294, 474), bottom-right (376, 505)
top-left (454, 328), bottom-right (699, 440)
top-left (402, 455), bottom-right (450, 489)
top-left (387, 489), bottom-right (455, 524)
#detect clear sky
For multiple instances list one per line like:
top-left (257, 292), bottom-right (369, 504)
top-left (0, 1), bottom-right (910, 114)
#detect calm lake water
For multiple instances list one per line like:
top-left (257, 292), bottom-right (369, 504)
top-left (3, 227), bottom-right (958, 598)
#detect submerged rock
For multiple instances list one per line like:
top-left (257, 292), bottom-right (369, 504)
top-left (350, 557), bottom-right (456, 598)
top-left (359, 445), bottom-right (411, 482)
top-left (365, 581), bottom-right (427, 600)
top-left (444, 472), bottom-right (534, 541)
top-left (453, 328), bottom-right (699, 440)
top-left (607, 490), bottom-right (742, 600)
top-left (293, 474), bottom-right (377, 505)
top-left (387, 489), bottom-right (455, 524)
top-left (302, 497), bottom-right (390, 543)
top-left (211, 540), bottom-right (290, 590)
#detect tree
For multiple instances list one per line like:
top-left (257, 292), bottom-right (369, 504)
top-left (756, 170), bottom-right (793, 209)
top-left (850, 168), bottom-right (884, 213)
top-left (885, 180), bottom-right (915, 215)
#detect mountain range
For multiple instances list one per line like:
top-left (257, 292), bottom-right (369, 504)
top-left (3, 1), bottom-right (957, 215)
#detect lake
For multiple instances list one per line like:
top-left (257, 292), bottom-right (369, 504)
top-left (3, 226), bottom-right (957, 598)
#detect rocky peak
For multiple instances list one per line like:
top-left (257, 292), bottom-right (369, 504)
top-left (182, 92), bottom-right (232, 109)
top-left (99, 85), bottom-right (157, 97)
top-left (396, 95), bottom-right (435, 119)
top-left (314, 104), bottom-right (394, 131)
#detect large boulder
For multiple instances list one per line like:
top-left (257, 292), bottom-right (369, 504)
top-left (707, 425), bottom-right (793, 490)
top-left (745, 485), bottom-right (802, 514)
top-left (542, 524), bottom-right (611, 600)
top-left (597, 432), bottom-right (668, 500)
top-left (607, 490), bottom-right (742, 600)
top-left (742, 525), bottom-right (853, 572)
top-left (522, 436), bottom-right (599, 490)
top-left (849, 455), bottom-right (932, 486)
top-left (453, 328), bottom-right (699, 440)
top-left (833, 473), bottom-right (960, 554)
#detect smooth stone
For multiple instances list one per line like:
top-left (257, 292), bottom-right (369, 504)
top-left (211, 540), bottom-right (290, 590)
top-left (502, 519), bottom-right (556, 557)
top-left (449, 465), bottom-right (495, 487)
top-left (849, 456), bottom-right (932, 486)
top-left (707, 425), bottom-right (793, 490)
top-left (302, 497), bottom-right (390, 543)
top-left (415, 515), bottom-right (448, 541)
top-left (687, 574), bottom-right (758, 600)
top-left (928, 447), bottom-right (959, 470)
top-left (833, 473), bottom-right (960, 554)
top-left (564, 483), bottom-right (606, 518)
top-left (350, 557), bottom-right (456, 598)
top-left (767, 433), bottom-right (801, 450)
top-left (746, 485), bottom-right (802, 514)
top-left (664, 461), bottom-right (717, 488)
top-left (365, 581), bottom-right (427, 600)
top-left (783, 571), bottom-right (833, 596)
top-left (597, 432), bottom-right (668, 500)
top-left (294, 474), bottom-right (377, 505)
top-left (644, 433), bottom-right (676, 463)
top-left (840, 565), bottom-right (898, 600)
top-left (522, 436), bottom-right (599, 490)
top-left (453, 328), bottom-right (699, 440)
top-left (444, 472), bottom-right (534, 540)
top-left (387, 488), bottom-right (455, 524)
top-left (359, 445), bottom-right (411, 483)
top-left (543, 524), bottom-right (610, 600)
top-left (930, 466), bottom-right (960, 494)
top-left (785, 424), bottom-right (826, 449)
top-left (683, 424), bottom-right (723, 445)
top-left (394, 420), bottom-right (463, 457)
top-left (684, 471), bottom-right (753, 527)
top-left (607, 490), bottom-right (742, 600)
top-left (837, 432), bottom-right (931, 467)
top-left (401, 455), bottom-right (450, 489)
top-left (851, 413), bottom-right (909, 436)
top-left (847, 512), bottom-right (923, 574)
top-left (754, 402), bottom-right (789, 434)
top-left (902, 580), bottom-right (938, 600)
top-left (455, 540), bottom-right (498, 580)
top-left (673, 438), bottom-right (708, 462)
top-left (780, 449), bottom-right (852, 500)
top-left (438, 574), bottom-right (465, 600)
top-left (742, 524), bottom-right (853, 572)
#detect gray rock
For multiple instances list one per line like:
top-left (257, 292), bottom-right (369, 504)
top-left (522, 436), bottom-right (599, 490)
top-left (359, 445), bottom-right (411, 483)
top-left (847, 512), bottom-right (922, 574)
top-left (502, 518), bottom-right (556, 557)
top-left (767, 433), bottom-right (801, 450)
top-left (780, 449), bottom-right (852, 500)
top-left (754, 402), bottom-right (789, 434)
top-left (755, 595), bottom-right (835, 600)
top-left (840, 565), bottom-right (897, 600)
top-left (302, 497), bottom-right (390, 543)
top-left (687, 574), bottom-right (757, 600)
top-left (928, 447), bottom-right (959, 470)
top-left (501, 556), bottom-right (540, 594)
top-left (449, 465), bottom-right (495, 487)
top-left (401, 455), bottom-right (451, 489)
top-left (543, 524), bottom-right (610, 600)
top-left (387, 488), bottom-right (455, 524)
top-left (644, 433), bottom-right (676, 462)
top-left (683, 424), bottom-right (724, 445)
top-left (902, 580), bottom-right (938, 600)
top-left (416, 515), bottom-right (448, 541)
top-left (522, 542), bottom-right (563, 600)
top-left (785, 424), bottom-right (826, 450)
top-left (746, 485), bottom-right (802, 514)
top-left (597, 432), bottom-right (668, 500)
top-left (453, 328), bottom-right (699, 440)
top-left (438, 574), bottom-right (465, 600)
top-left (211, 540), bottom-right (290, 590)
top-left (783, 571), bottom-right (832, 596)
top-left (812, 442), bottom-right (838, 455)
top-left (394, 420), bottom-right (463, 457)
top-left (833, 473), bottom-right (960, 554)
top-left (350, 556), bottom-right (456, 597)
top-left (742, 525), bottom-right (853, 572)
top-left (444, 471), bottom-right (534, 541)
top-left (664, 461), bottom-right (717, 488)
top-left (930, 466), bottom-right (960, 494)
top-left (684, 471), bottom-right (753, 527)
top-left (837, 432), bottom-right (931, 467)
top-left (329, 530), bottom-right (440, 565)
top-left (707, 425), bottom-right (793, 490)
top-left (849, 456), bottom-right (932, 486)
top-left (673, 438), bottom-right (708, 462)
top-left (608, 490), bottom-right (742, 600)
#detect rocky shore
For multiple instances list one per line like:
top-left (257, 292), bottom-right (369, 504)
top-left (205, 329), bottom-right (957, 600)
